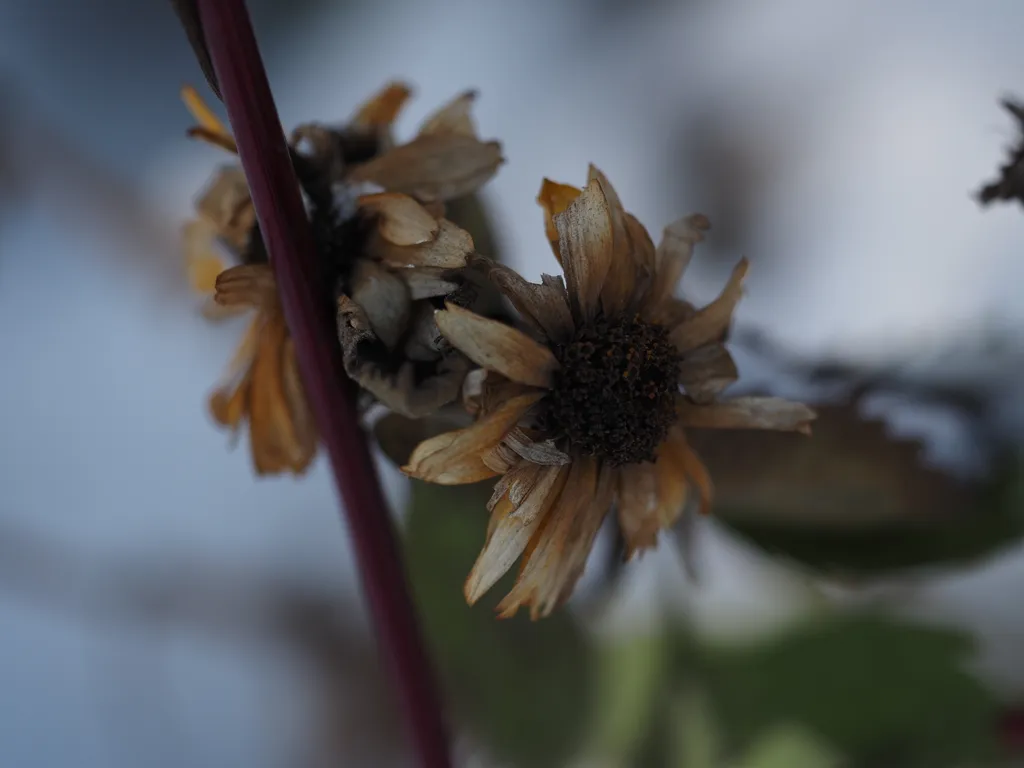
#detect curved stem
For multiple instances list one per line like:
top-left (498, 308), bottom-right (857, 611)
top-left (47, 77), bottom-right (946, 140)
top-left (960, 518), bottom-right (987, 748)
top-left (187, 2), bottom-right (451, 765)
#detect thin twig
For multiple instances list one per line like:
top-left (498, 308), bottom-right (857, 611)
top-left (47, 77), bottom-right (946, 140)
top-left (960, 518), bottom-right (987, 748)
top-left (182, 2), bottom-right (451, 765)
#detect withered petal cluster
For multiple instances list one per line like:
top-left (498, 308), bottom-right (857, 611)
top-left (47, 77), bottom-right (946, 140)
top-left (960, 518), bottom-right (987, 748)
top-left (181, 82), bottom-right (503, 475)
top-left (401, 166), bottom-right (816, 619)
top-left (180, 82), bottom-right (816, 620)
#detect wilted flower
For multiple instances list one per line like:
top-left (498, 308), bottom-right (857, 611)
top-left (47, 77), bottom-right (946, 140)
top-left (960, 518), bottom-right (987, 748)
top-left (403, 166), bottom-right (816, 619)
top-left (180, 83), bottom-right (504, 474)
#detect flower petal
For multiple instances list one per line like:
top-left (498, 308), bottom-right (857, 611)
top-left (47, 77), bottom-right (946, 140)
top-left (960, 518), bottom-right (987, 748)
top-left (465, 464), bottom-right (569, 605)
top-left (587, 165), bottom-right (637, 317)
top-left (281, 337), bottom-right (317, 473)
top-left (349, 259), bottom-right (411, 350)
top-left (496, 456), bottom-right (613, 619)
top-left (677, 343), bottom-right (739, 403)
top-left (181, 85), bottom-right (237, 153)
top-left (214, 264), bottom-right (279, 310)
top-left (402, 267), bottom-right (461, 300)
top-left (554, 178), bottom-right (615, 324)
top-left (677, 396), bottom-right (817, 435)
top-left (676, 434), bottom-right (713, 516)
top-left (536, 178), bottom-right (582, 264)
top-left (350, 82), bottom-right (413, 129)
top-left (418, 90), bottom-right (479, 138)
top-left (435, 302), bottom-right (559, 388)
top-left (479, 258), bottom-right (574, 343)
top-left (347, 134), bottom-right (503, 203)
top-left (358, 192), bottom-right (439, 246)
top-left (616, 462), bottom-right (660, 556)
top-left (670, 258), bottom-right (749, 353)
top-left (373, 219), bottom-right (474, 269)
top-left (403, 391), bottom-right (544, 484)
top-left (194, 166), bottom-right (255, 249)
top-left (183, 219), bottom-right (228, 295)
top-left (503, 428), bottom-right (571, 466)
top-left (650, 214), bottom-right (710, 308)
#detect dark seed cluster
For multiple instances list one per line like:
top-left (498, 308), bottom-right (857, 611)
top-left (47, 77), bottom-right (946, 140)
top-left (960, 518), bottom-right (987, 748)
top-left (544, 314), bottom-right (682, 466)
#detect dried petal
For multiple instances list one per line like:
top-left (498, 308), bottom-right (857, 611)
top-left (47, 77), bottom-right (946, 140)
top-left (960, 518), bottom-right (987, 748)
top-left (670, 258), bottom-right (749, 353)
top-left (183, 218), bottom-right (228, 295)
top-left (373, 219), bottom-right (474, 269)
top-left (503, 428), bottom-right (571, 466)
top-left (587, 165), bottom-right (636, 316)
top-left (418, 90), bottom-right (479, 138)
top-left (403, 267), bottom-right (460, 300)
top-left (403, 391), bottom-right (544, 484)
top-left (347, 134), bottom-right (503, 203)
top-left (478, 258), bottom-right (574, 343)
top-left (350, 81), bottom-right (413, 129)
top-left (349, 260), bottom-right (411, 350)
top-left (181, 85), bottom-right (237, 153)
top-left (465, 464), bottom-right (569, 605)
top-left (677, 343), bottom-right (739, 403)
top-left (536, 178), bottom-right (582, 264)
top-left (554, 178), bottom-right (615, 323)
top-left (214, 264), bottom-right (279, 310)
top-left (359, 192), bottom-right (439, 246)
top-left (497, 456), bottom-right (612, 620)
top-left (650, 214), bottom-right (710, 308)
top-left (194, 166), bottom-right (255, 249)
top-left (436, 303), bottom-right (559, 388)
top-left (678, 396), bottom-right (817, 435)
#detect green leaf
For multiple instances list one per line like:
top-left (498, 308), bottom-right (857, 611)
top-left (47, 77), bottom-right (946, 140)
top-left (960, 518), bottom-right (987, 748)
top-left (732, 724), bottom-right (842, 768)
top-left (403, 480), bottom-right (593, 768)
top-left (697, 614), bottom-right (998, 768)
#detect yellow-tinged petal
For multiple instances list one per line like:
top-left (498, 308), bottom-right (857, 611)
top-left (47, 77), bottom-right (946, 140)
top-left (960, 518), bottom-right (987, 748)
top-left (351, 82), bottom-right (413, 129)
top-left (435, 302), bottom-right (559, 388)
top-left (181, 85), bottom-right (238, 153)
top-left (677, 343), bottom-right (739, 403)
top-left (373, 219), bottom-right (474, 269)
top-left (650, 214), bottom-right (711, 308)
top-left (481, 259), bottom-right (574, 343)
top-left (465, 464), bottom-right (568, 605)
top-left (214, 264), bottom-right (279, 310)
top-left (616, 462), bottom-right (660, 556)
top-left (358, 192), bottom-right (439, 246)
top-left (554, 178), bottom-right (615, 324)
top-left (403, 391), bottom-right (544, 484)
top-left (670, 258), bottom-right (748, 352)
top-left (587, 165), bottom-right (636, 316)
top-left (497, 456), bottom-right (613, 620)
top-left (677, 396), bottom-right (817, 435)
top-left (418, 90), bottom-right (479, 138)
top-left (536, 178), bottom-right (582, 265)
top-left (676, 435), bottom-right (713, 516)
top-left (183, 219), bottom-right (227, 295)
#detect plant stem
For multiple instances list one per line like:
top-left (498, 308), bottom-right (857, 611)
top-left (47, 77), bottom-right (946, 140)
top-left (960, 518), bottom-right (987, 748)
top-left (190, 2), bottom-right (451, 764)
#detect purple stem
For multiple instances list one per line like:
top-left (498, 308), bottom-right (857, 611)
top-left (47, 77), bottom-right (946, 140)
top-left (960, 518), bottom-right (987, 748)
top-left (192, 2), bottom-right (451, 765)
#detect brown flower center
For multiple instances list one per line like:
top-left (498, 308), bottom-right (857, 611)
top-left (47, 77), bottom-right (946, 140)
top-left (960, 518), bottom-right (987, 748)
top-left (544, 314), bottom-right (681, 466)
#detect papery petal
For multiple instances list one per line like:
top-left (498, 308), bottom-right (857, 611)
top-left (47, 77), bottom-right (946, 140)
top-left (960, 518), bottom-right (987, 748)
top-left (281, 337), bottom-right (317, 472)
top-left (347, 135), bottom-right (503, 203)
top-left (503, 428), bottom-right (571, 466)
top-left (554, 178), bottom-right (615, 323)
top-left (402, 267), bottom-right (460, 300)
top-left (194, 166), bottom-right (255, 249)
top-left (677, 343), bottom-right (739, 403)
top-left (373, 219), bottom-right (474, 269)
top-left (350, 82), bottom-right (413, 129)
top-left (650, 214), bottom-right (710, 308)
top-left (677, 396), bottom-right (816, 435)
top-left (497, 456), bottom-right (613, 620)
top-left (616, 462), bottom-right (660, 556)
top-left (435, 302), bottom-right (559, 388)
top-left (181, 85), bottom-right (237, 153)
top-left (349, 259), bottom-right (411, 350)
top-left (418, 90), bottom-right (479, 138)
top-left (214, 264), bottom-right (279, 310)
top-left (183, 219), bottom-right (228, 295)
top-left (536, 178), bottom-right (582, 264)
top-left (358, 192), bottom-right (439, 246)
top-left (479, 258), bottom-right (574, 343)
top-left (587, 165), bottom-right (636, 316)
top-left (465, 464), bottom-right (569, 605)
top-left (402, 391), bottom-right (545, 484)
top-left (670, 258), bottom-right (749, 353)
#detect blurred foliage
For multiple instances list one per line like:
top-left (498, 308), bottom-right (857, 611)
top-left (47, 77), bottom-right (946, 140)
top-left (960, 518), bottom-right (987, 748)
top-left (404, 480), bottom-right (594, 768)
top-left (584, 614), bottom-right (998, 768)
top-left (688, 404), bottom-right (1024, 577)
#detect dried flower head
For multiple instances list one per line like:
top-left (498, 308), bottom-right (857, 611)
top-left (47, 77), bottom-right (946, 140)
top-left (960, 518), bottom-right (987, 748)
top-left (180, 83), bottom-right (504, 474)
top-left (978, 98), bottom-right (1024, 208)
top-left (403, 166), bottom-right (816, 619)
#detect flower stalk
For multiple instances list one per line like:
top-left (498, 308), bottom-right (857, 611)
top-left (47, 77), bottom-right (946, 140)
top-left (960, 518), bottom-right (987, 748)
top-left (179, 0), bottom-right (451, 764)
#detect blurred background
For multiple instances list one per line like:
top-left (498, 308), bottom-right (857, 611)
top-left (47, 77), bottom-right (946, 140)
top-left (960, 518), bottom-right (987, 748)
top-left (2, 0), bottom-right (1024, 765)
